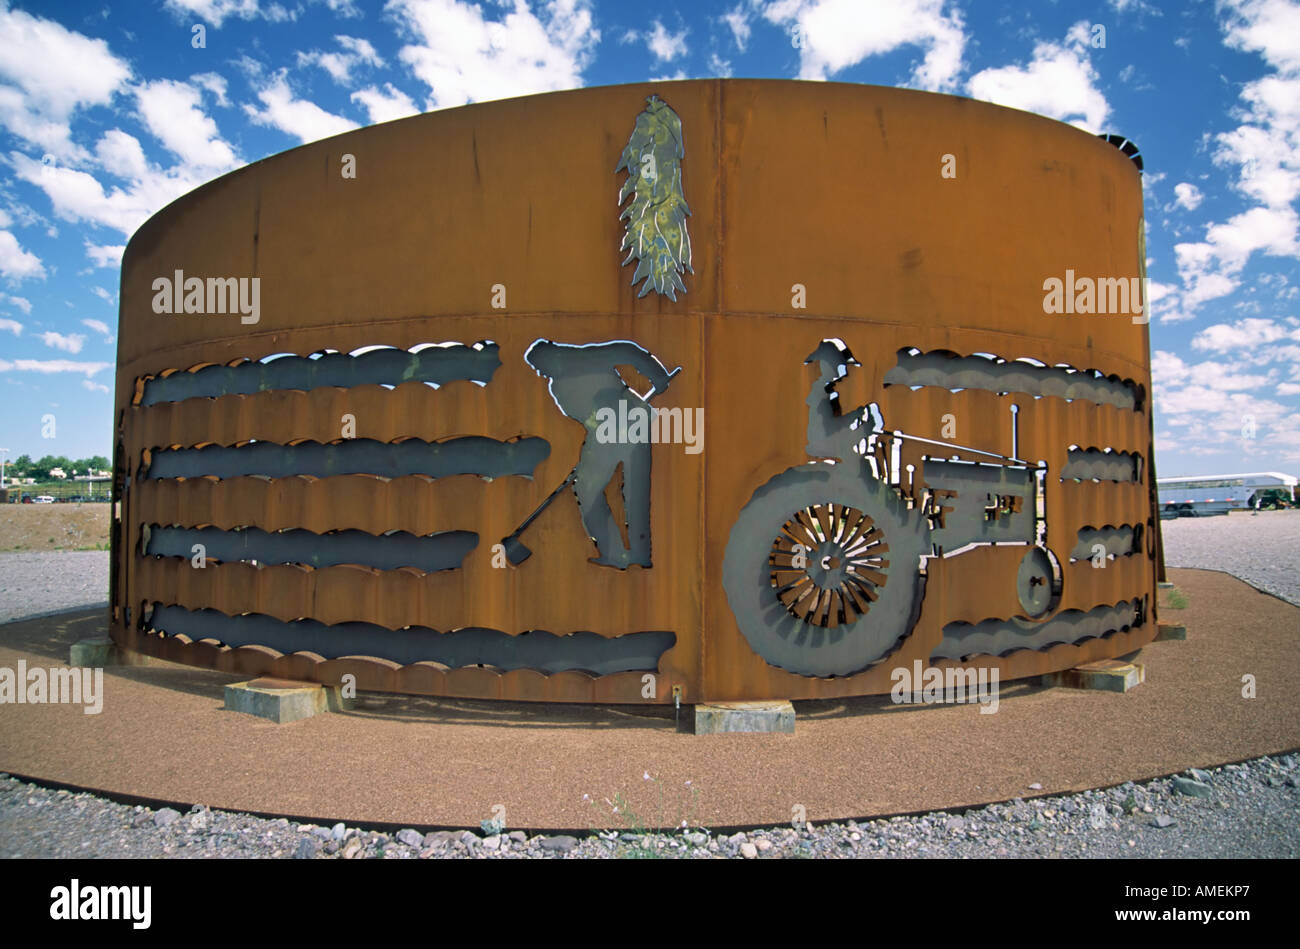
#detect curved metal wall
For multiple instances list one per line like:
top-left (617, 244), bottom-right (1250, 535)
top-left (111, 79), bottom-right (1159, 703)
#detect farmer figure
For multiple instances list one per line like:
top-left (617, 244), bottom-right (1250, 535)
top-left (525, 339), bottom-right (676, 568)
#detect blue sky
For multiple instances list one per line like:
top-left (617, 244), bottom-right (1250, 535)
top-left (1, 0), bottom-right (1298, 476)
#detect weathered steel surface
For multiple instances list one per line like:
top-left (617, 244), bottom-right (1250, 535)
top-left (112, 79), bottom-right (1158, 702)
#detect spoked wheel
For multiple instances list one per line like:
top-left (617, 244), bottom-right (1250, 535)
top-left (768, 502), bottom-right (891, 628)
top-left (723, 464), bottom-right (930, 677)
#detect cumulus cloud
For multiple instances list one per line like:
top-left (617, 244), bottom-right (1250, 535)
top-left (0, 292), bottom-right (31, 314)
top-left (85, 243), bottom-right (125, 268)
top-left (81, 317), bottom-right (112, 336)
top-left (0, 357), bottom-right (111, 376)
top-left (1191, 316), bottom-right (1300, 351)
top-left (1173, 182), bottom-right (1204, 211)
top-left (387, 0), bottom-right (601, 110)
top-left (40, 331), bottom-right (86, 354)
top-left (722, 3), bottom-right (752, 51)
top-left (0, 5), bottom-right (132, 161)
top-left (298, 35), bottom-right (384, 83)
top-left (136, 79), bottom-right (240, 172)
top-left (350, 83), bottom-right (420, 123)
top-left (0, 317), bottom-right (22, 335)
top-left (966, 21), bottom-right (1109, 131)
top-left (243, 72), bottom-right (359, 143)
top-left (762, 0), bottom-right (967, 91)
top-left (0, 230), bottom-right (46, 280)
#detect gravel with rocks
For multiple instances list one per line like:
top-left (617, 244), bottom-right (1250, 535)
top-left (0, 552), bottom-right (109, 624)
top-left (2, 754), bottom-right (1296, 859)
top-left (1160, 509), bottom-right (1300, 605)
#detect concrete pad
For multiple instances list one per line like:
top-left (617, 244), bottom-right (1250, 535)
top-left (224, 677), bottom-right (354, 724)
top-left (69, 636), bottom-right (168, 668)
top-left (695, 700), bottom-right (795, 735)
top-left (1155, 623), bottom-right (1187, 642)
top-left (1040, 659), bottom-right (1145, 693)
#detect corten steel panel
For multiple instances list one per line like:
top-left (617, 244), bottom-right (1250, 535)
top-left (112, 79), bottom-right (1158, 703)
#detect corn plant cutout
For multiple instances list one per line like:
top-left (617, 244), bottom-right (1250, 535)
top-left (616, 95), bottom-right (692, 301)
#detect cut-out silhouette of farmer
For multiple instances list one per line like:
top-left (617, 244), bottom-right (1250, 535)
top-left (524, 339), bottom-right (678, 569)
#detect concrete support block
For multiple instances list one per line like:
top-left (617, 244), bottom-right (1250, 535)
top-left (694, 700), bottom-right (795, 734)
top-left (1155, 623), bottom-right (1187, 642)
top-left (224, 677), bottom-right (354, 724)
top-left (1040, 659), bottom-right (1144, 693)
top-left (69, 636), bottom-right (168, 668)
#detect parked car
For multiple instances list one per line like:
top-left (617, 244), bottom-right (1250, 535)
top-left (33, 495), bottom-right (55, 504)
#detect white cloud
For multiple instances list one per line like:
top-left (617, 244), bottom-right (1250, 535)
top-left (762, 0), bottom-right (967, 92)
top-left (12, 150), bottom-right (220, 239)
top-left (709, 53), bottom-right (733, 78)
top-left (1277, 381), bottom-right (1300, 395)
top-left (1175, 206), bottom-right (1299, 309)
top-left (722, 4), bottom-right (752, 51)
top-left (350, 83), bottom-right (420, 123)
top-left (1220, 0), bottom-right (1300, 73)
top-left (90, 287), bottom-right (114, 304)
top-left (641, 20), bottom-right (688, 63)
top-left (298, 35), bottom-right (384, 83)
top-left (95, 129), bottom-right (150, 180)
top-left (190, 72), bottom-right (230, 107)
top-left (966, 21), bottom-right (1109, 131)
top-left (388, 0), bottom-right (600, 110)
top-left (0, 357), bottom-right (111, 376)
top-left (1191, 316), bottom-right (1300, 351)
top-left (41, 331), bottom-right (86, 354)
top-left (164, 0), bottom-right (278, 27)
top-left (0, 317), bottom-right (21, 335)
top-left (136, 79), bottom-right (241, 172)
top-left (82, 378), bottom-right (109, 394)
top-left (0, 6), bottom-right (132, 160)
top-left (81, 317), bottom-right (112, 336)
top-left (1173, 182), bottom-right (1203, 211)
top-left (0, 230), bottom-right (46, 280)
top-left (85, 243), bottom-right (125, 268)
top-left (0, 291), bottom-right (32, 314)
top-left (244, 73), bottom-right (359, 143)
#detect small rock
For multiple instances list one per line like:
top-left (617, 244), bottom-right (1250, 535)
top-left (1267, 776), bottom-right (1284, 788)
top-left (540, 835), bottom-right (578, 852)
top-left (508, 831), bottom-right (527, 844)
top-left (482, 835), bottom-right (501, 851)
top-left (396, 828), bottom-right (423, 848)
top-left (684, 832), bottom-right (707, 846)
top-left (153, 807), bottom-right (181, 828)
top-left (331, 823), bottom-right (347, 841)
top-left (294, 837), bottom-right (320, 859)
top-left (132, 812), bottom-right (153, 828)
top-left (1172, 776), bottom-right (1212, 798)
top-left (945, 817), bottom-right (965, 833)
top-left (311, 826), bottom-right (332, 840)
top-left (739, 842), bottom-right (758, 859)
top-left (340, 836), bottom-right (364, 859)
top-left (324, 840), bottom-right (339, 855)
top-left (756, 839), bottom-right (772, 851)
top-left (1152, 815), bottom-right (1176, 828)
top-left (1189, 768), bottom-right (1212, 783)
top-left (1028, 783), bottom-right (1043, 791)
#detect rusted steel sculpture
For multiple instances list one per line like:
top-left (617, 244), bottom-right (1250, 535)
top-left (111, 80), bottom-right (1160, 703)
